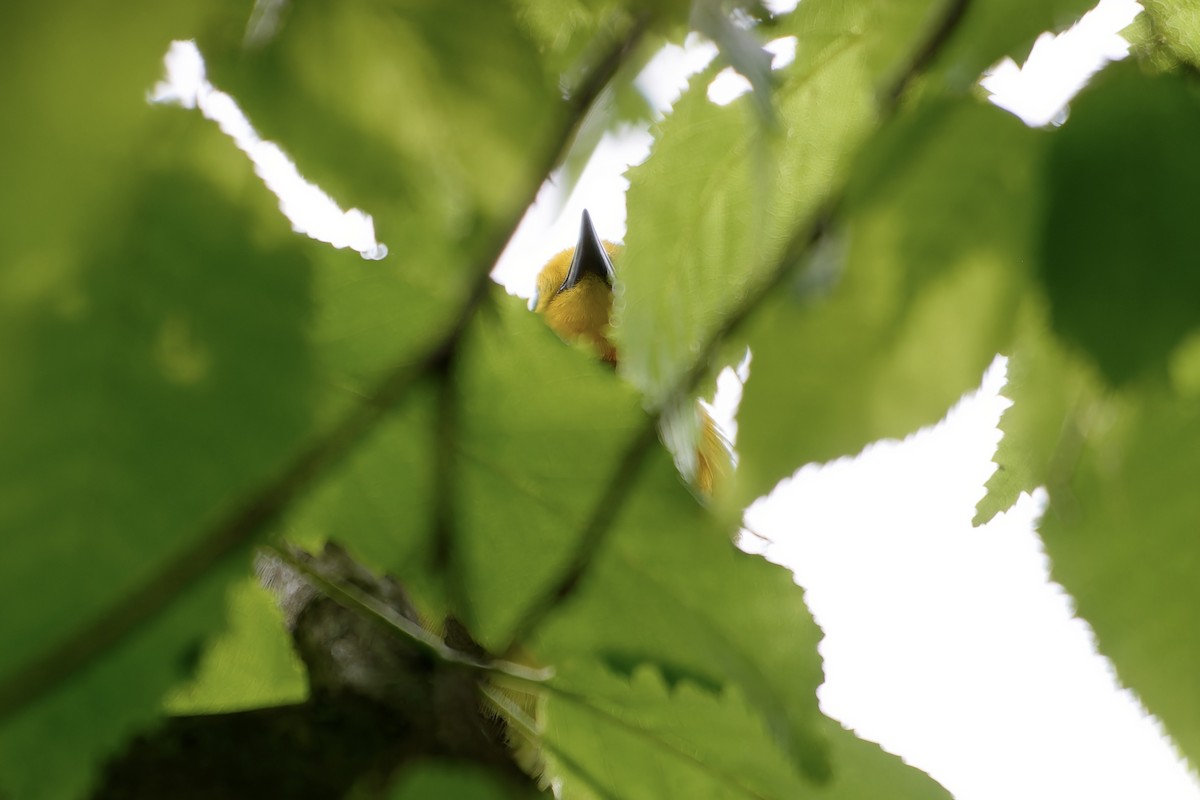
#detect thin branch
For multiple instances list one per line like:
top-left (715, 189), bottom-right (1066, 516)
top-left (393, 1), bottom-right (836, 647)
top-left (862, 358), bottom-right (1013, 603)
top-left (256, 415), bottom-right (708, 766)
top-left (265, 545), bottom-right (554, 684)
top-left (504, 0), bottom-right (974, 646)
top-left (882, 0), bottom-right (971, 111)
top-left (430, 349), bottom-right (469, 619)
top-left (0, 16), bottom-right (651, 724)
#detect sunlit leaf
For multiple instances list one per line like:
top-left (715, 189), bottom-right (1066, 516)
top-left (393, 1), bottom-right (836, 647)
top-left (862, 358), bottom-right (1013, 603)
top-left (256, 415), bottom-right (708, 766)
top-left (1040, 383), bottom-right (1200, 769)
top-left (543, 662), bottom-right (951, 799)
top-left (535, 448), bottom-right (829, 782)
top-left (734, 97), bottom-right (1040, 508)
top-left (973, 305), bottom-right (1102, 526)
top-left (1140, 0), bottom-right (1200, 67)
top-left (927, 0), bottom-right (1098, 91)
top-left (616, 0), bottom-right (940, 408)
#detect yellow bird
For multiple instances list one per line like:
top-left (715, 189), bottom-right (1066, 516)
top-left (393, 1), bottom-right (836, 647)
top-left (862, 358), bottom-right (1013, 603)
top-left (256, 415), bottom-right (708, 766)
top-left (530, 210), bottom-right (620, 365)
top-left (533, 211), bottom-right (730, 494)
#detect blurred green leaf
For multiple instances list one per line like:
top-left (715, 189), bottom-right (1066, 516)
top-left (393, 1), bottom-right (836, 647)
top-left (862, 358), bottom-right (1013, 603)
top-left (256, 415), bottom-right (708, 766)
top-left (0, 560), bottom-right (243, 800)
top-left (691, 0), bottom-right (775, 121)
top-left (734, 97), bottom-right (1040, 508)
top-left (281, 381), bottom-right (445, 617)
top-left (0, 1), bottom-right (215, 262)
top-left (12, 0), bottom-right (1200, 794)
top-left (513, 0), bottom-right (639, 79)
top-left (0, 123), bottom-right (316, 796)
top-left (201, 0), bottom-right (563, 395)
top-left (615, 0), bottom-right (944, 406)
top-left (293, 290), bottom-right (646, 648)
top-left (1040, 61), bottom-right (1200, 384)
top-left (205, 0), bottom-right (557, 225)
top-left (927, 0), bottom-right (1097, 91)
top-left (1040, 381), bottom-right (1200, 769)
top-left (164, 575), bottom-right (308, 714)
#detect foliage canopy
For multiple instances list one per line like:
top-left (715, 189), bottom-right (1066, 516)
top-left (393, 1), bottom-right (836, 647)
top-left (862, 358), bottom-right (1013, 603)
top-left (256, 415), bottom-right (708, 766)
top-left (3, 0), bottom-right (1200, 797)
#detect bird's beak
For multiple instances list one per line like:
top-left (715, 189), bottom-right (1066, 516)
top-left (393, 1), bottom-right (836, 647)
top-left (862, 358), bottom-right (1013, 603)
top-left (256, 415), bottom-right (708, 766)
top-left (559, 209), bottom-right (615, 293)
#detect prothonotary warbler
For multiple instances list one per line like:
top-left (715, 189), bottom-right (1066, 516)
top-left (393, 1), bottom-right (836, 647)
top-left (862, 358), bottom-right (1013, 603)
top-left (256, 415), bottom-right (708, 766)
top-left (533, 210), bottom-right (730, 494)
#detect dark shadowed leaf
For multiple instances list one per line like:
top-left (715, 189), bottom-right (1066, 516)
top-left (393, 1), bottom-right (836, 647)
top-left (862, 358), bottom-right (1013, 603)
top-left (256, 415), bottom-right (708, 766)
top-left (1040, 61), bottom-right (1200, 384)
top-left (386, 759), bottom-right (541, 799)
top-left (0, 121), bottom-right (316, 797)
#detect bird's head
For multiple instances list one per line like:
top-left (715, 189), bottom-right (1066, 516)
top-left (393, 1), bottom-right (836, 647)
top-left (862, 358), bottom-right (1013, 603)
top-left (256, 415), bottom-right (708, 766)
top-left (531, 210), bottom-right (620, 365)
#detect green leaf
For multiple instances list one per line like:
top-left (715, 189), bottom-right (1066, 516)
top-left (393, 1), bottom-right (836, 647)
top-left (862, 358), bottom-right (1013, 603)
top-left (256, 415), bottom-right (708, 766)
top-left (198, 0), bottom-right (572, 413)
top-left (926, 0), bottom-right (1098, 91)
top-left (201, 0), bottom-right (558, 285)
top-left (0, 0), bottom-right (214, 263)
top-left (164, 575), bottom-right (308, 714)
top-left (281, 382), bottom-right (444, 617)
top-left (980, 293), bottom-right (1200, 767)
top-left (543, 662), bottom-right (950, 799)
top-left (0, 124), bottom-right (316, 795)
top-left (735, 97), bottom-right (1040, 508)
top-left (1141, 0), bottom-right (1200, 67)
top-left (0, 561), bottom-right (244, 800)
top-left (616, 0), bottom-right (940, 408)
top-left (973, 305), bottom-right (1102, 526)
top-left (542, 663), bottom-right (814, 799)
top-left (294, 289), bottom-right (646, 648)
top-left (534, 448), bottom-right (829, 783)
top-left (691, 0), bottom-right (775, 121)
top-left (454, 294), bottom-right (647, 647)
top-left (512, 0), bottom-right (639, 80)
top-left (816, 717), bottom-right (953, 800)
top-left (1040, 61), bottom-right (1200, 384)
top-left (1040, 383), bottom-right (1200, 769)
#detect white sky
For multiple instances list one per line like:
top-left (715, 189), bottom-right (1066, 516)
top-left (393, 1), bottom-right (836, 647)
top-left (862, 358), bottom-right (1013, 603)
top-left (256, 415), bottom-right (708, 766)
top-left (157, 0), bottom-right (1200, 796)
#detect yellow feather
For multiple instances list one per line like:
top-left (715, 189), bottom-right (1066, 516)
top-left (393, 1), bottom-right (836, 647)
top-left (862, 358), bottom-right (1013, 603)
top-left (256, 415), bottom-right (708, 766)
top-left (533, 243), bottom-right (620, 365)
top-left (533, 238), bottom-right (731, 496)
